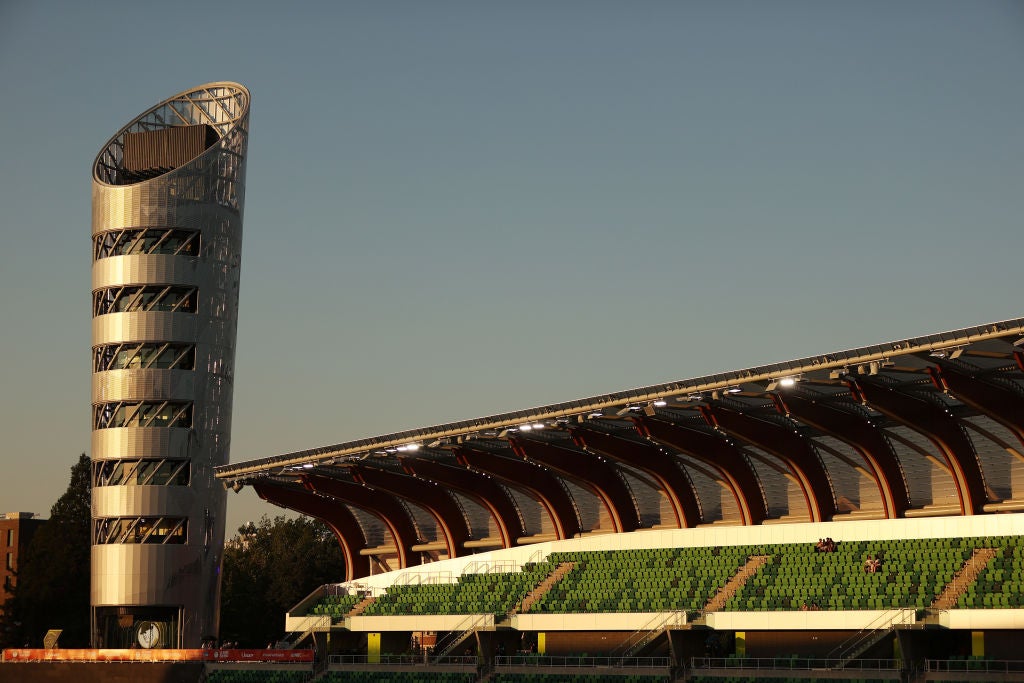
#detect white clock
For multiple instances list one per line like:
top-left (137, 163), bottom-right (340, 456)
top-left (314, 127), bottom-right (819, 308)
top-left (136, 620), bottom-right (162, 649)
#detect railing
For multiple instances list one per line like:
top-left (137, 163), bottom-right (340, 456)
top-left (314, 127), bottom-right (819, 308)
top-left (610, 610), bottom-right (686, 659)
top-left (526, 548), bottom-right (546, 566)
top-left (828, 608), bottom-right (916, 666)
top-left (432, 613), bottom-right (491, 660)
top-left (926, 658), bottom-right (1024, 674)
top-left (328, 654), bottom-right (477, 667)
top-left (390, 570), bottom-right (456, 586)
top-left (289, 614), bottom-right (330, 651)
top-left (461, 559), bottom-right (523, 575)
top-left (692, 656), bottom-right (901, 672)
top-left (495, 655), bottom-right (670, 669)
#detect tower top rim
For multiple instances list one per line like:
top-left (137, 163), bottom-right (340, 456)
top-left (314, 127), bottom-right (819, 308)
top-left (92, 82), bottom-right (250, 187)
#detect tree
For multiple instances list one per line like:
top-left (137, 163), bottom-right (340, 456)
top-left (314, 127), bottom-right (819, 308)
top-left (220, 515), bottom-right (345, 646)
top-left (0, 454), bottom-right (91, 647)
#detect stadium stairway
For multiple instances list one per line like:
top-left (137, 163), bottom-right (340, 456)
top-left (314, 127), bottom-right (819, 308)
top-left (701, 555), bottom-right (771, 614)
top-left (513, 562), bottom-right (576, 615)
top-left (347, 594), bottom-right (377, 617)
top-left (929, 547), bottom-right (998, 611)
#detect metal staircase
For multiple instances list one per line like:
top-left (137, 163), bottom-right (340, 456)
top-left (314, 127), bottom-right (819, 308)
top-left (828, 608), bottom-right (915, 667)
top-left (432, 612), bottom-right (490, 660)
top-left (611, 610), bottom-right (687, 662)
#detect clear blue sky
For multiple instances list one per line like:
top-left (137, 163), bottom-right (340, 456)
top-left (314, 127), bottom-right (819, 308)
top-left (1, 1), bottom-right (1022, 534)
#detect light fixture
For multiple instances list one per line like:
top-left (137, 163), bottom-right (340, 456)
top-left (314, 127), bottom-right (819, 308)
top-left (653, 400), bottom-right (667, 407)
top-left (767, 376), bottom-right (797, 391)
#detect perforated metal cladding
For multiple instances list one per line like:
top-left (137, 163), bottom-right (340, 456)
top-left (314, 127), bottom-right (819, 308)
top-left (743, 446), bottom-right (797, 519)
top-left (93, 484), bottom-right (195, 518)
top-left (679, 459), bottom-right (723, 523)
top-left (93, 255), bottom-right (204, 290)
top-left (812, 435), bottom-right (874, 513)
top-left (91, 545), bottom-right (201, 604)
top-left (962, 415), bottom-right (1020, 501)
top-left (93, 313), bottom-right (200, 346)
top-left (886, 425), bottom-right (958, 508)
top-left (92, 369), bottom-right (197, 403)
top-left (92, 428), bottom-right (192, 463)
top-left (348, 506), bottom-right (386, 549)
top-left (90, 82), bottom-right (249, 648)
top-left (615, 466), bottom-right (661, 528)
top-left (505, 487), bottom-right (548, 537)
top-left (451, 493), bottom-right (493, 541)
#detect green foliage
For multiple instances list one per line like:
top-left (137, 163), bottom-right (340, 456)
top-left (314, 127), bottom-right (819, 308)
top-left (220, 514), bottom-right (345, 646)
top-left (0, 454), bottom-right (91, 647)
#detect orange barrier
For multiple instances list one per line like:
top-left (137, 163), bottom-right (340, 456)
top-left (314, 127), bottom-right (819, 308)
top-left (2, 648), bottom-right (314, 663)
top-left (3, 649), bottom-right (205, 662)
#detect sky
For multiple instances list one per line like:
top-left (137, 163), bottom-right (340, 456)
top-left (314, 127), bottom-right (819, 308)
top-left (0, 1), bottom-right (1022, 535)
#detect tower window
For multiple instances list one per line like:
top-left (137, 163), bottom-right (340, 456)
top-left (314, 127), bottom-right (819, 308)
top-left (94, 459), bottom-right (190, 487)
top-left (93, 401), bottom-right (193, 430)
top-left (93, 286), bottom-right (197, 316)
top-left (94, 228), bottom-right (200, 260)
top-left (94, 518), bottom-right (187, 545)
top-left (93, 343), bottom-right (196, 372)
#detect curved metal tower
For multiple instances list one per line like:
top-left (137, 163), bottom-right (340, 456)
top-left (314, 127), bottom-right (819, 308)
top-left (90, 82), bottom-right (250, 648)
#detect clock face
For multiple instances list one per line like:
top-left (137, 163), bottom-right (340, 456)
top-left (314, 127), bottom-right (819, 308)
top-left (136, 621), bottom-right (161, 649)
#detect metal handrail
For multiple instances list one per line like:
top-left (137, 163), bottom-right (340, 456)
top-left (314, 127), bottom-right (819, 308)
top-left (826, 607), bottom-right (915, 665)
top-left (925, 658), bottom-right (1024, 674)
top-left (327, 654), bottom-right (476, 666)
top-left (609, 610), bottom-right (686, 658)
top-left (692, 656), bottom-right (901, 671)
top-left (432, 613), bottom-right (490, 660)
top-left (495, 654), bottom-right (670, 669)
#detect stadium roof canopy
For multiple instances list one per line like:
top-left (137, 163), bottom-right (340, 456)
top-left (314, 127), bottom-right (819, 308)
top-left (216, 318), bottom-right (1024, 580)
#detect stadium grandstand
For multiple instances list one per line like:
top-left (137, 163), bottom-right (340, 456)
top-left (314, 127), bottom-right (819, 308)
top-left (206, 317), bottom-right (1024, 682)
top-left (6, 319), bottom-right (1023, 682)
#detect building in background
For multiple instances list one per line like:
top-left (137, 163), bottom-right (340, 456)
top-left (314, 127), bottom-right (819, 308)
top-left (90, 83), bottom-right (250, 648)
top-left (0, 513), bottom-right (46, 607)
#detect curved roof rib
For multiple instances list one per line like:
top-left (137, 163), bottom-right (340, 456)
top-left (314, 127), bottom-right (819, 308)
top-left (300, 474), bottom-right (422, 570)
top-left (252, 480), bottom-right (371, 580)
top-left (508, 435), bottom-right (642, 534)
top-left (633, 413), bottom-right (769, 526)
top-left (776, 391), bottom-right (910, 518)
top-left (350, 465), bottom-right (471, 559)
top-left (214, 318), bottom-right (1024, 576)
top-left (454, 444), bottom-right (583, 540)
top-left (399, 457), bottom-right (526, 549)
top-left (569, 424), bottom-right (703, 529)
top-left (849, 376), bottom-right (987, 515)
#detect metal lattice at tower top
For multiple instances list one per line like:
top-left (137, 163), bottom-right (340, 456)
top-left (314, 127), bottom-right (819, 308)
top-left (93, 83), bottom-right (249, 216)
top-left (95, 83), bottom-right (249, 184)
top-left (91, 82), bottom-right (249, 648)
